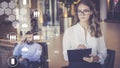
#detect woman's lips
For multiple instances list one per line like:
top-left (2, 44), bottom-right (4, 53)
top-left (81, 17), bottom-right (86, 19)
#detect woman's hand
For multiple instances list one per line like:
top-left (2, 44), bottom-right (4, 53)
top-left (77, 44), bottom-right (87, 49)
top-left (83, 55), bottom-right (99, 63)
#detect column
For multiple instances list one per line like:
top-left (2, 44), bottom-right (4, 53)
top-left (37, 0), bottom-right (43, 29)
top-left (64, 17), bottom-right (72, 31)
top-left (71, 4), bottom-right (75, 16)
top-left (49, 0), bottom-right (52, 25)
top-left (100, 0), bottom-right (107, 21)
top-left (63, 4), bottom-right (72, 31)
top-left (19, 0), bottom-right (31, 36)
top-left (54, 0), bottom-right (57, 26)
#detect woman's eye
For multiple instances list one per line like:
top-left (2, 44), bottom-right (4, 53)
top-left (84, 10), bottom-right (90, 12)
top-left (78, 10), bottom-right (82, 13)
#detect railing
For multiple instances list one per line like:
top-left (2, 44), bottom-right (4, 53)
top-left (0, 39), bottom-right (16, 47)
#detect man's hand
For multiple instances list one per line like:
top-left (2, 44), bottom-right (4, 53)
top-left (83, 55), bottom-right (99, 63)
top-left (77, 44), bottom-right (87, 49)
top-left (19, 58), bottom-right (29, 63)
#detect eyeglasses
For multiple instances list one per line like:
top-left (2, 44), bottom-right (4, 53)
top-left (77, 9), bottom-right (91, 15)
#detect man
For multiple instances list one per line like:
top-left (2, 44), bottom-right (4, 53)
top-left (13, 31), bottom-right (42, 68)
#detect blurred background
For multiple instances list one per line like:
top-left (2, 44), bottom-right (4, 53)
top-left (0, 0), bottom-right (120, 68)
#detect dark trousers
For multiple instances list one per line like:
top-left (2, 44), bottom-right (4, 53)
top-left (7, 59), bottom-right (29, 68)
top-left (12, 60), bottom-right (40, 68)
top-left (19, 59), bottom-right (29, 68)
top-left (19, 61), bottom-right (40, 68)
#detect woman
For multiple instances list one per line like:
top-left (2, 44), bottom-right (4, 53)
top-left (63, 0), bottom-right (107, 67)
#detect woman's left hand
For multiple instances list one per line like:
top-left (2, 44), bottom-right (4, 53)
top-left (83, 55), bottom-right (99, 63)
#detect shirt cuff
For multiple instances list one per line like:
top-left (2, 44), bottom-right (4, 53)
top-left (97, 54), bottom-right (104, 65)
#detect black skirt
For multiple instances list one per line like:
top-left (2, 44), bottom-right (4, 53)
top-left (68, 62), bottom-right (102, 68)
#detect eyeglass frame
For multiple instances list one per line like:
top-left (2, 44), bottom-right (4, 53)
top-left (77, 9), bottom-right (91, 15)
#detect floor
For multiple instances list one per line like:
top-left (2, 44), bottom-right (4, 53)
top-left (0, 21), bottom-right (120, 68)
top-left (101, 22), bottom-right (120, 68)
top-left (0, 47), bottom-right (13, 68)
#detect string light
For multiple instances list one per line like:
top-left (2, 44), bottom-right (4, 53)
top-left (74, 0), bottom-right (80, 4)
top-left (23, 0), bottom-right (27, 5)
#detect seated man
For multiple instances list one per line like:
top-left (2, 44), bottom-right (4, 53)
top-left (13, 31), bottom-right (42, 68)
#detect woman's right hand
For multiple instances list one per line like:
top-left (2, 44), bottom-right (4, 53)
top-left (77, 44), bottom-right (87, 49)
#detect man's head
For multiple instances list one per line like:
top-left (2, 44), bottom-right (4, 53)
top-left (25, 31), bottom-right (34, 44)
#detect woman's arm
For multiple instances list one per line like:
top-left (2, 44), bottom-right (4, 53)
top-left (83, 36), bottom-right (107, 64)
top-left (63, 29), bottom-right (71, 61)
top-left (97, 36), bottom-right (107, 64)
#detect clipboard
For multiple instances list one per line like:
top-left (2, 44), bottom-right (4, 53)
top-left (67, 48), bottom-right (92, 62)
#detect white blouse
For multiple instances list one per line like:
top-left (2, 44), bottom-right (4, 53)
top-left (63, 23), bottom-right (107, 64)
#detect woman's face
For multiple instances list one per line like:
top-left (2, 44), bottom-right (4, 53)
top-left (77, 4), bottom-right (92, 22)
